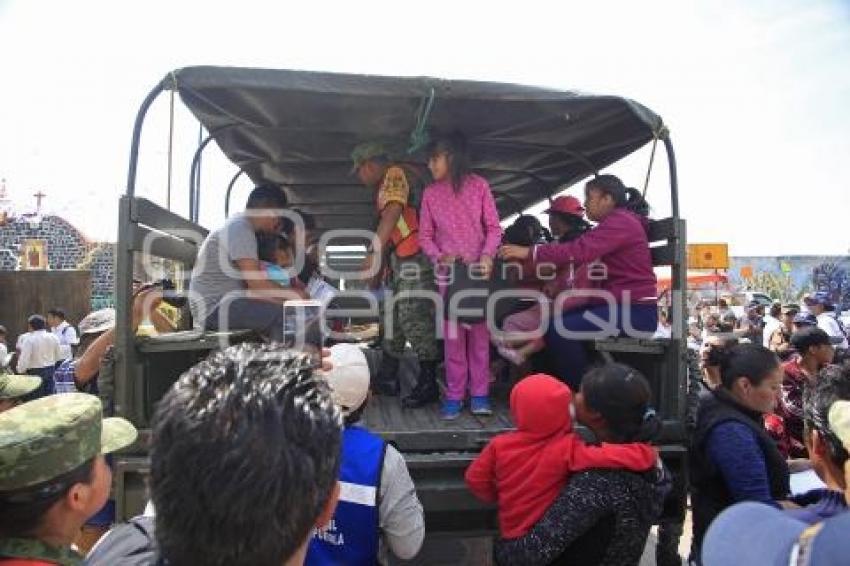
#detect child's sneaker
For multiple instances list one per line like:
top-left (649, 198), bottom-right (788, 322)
top-left (440, 400), bottom-right (462, 420)
top-left (470, 396), bottom-right (493, 416)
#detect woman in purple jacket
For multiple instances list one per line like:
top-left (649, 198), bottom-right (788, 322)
top-left (500, 175), bottom-right (658, 387)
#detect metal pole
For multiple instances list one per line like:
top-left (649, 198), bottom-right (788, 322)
top-left (663, 133), bottom-right (686, 426)
top-left (188, 132), bottom-right (214, 223)
top-left (224, 169), bottom-right (245, 218)
top-left (126, 80), bottom-right (167, 197)
top-left (195, 124), bottom-right (204, 221)
top-left (166, 89), bottom-right (175, 210)
top-left (642, 137), bottom-right (659, 198)
top-left (663, 136), bottom-right (679, 220)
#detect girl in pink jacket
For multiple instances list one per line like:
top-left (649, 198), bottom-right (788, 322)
top-left (419, 133), bottom-right (503, 419)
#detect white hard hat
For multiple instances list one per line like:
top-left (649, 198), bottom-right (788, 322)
top-left (324, 344), bottom-right (371, 416)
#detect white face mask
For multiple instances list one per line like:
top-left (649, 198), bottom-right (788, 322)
top-left (569, 401), bottom-right (577, 424)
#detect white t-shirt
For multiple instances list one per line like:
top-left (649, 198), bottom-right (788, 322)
top-left (16, 330), bottom-right (61, 372)
top-left (817, 312), bottom-right (849, 350)
top-left (16, 332), bottom-right (30, 349)
top-left (653, 323), bottom-right (672, 340)
top-left (52, 321), bottom-right (79, 361)
top-left (762, 315), bottom-right (782, 348)
top-left (189, 213), bottom-right (259, 323)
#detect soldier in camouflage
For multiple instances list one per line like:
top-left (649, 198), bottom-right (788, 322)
top-left (353, 142), bottom-right (441, 408)
top-left (0, 393), bottom-right (137, 566)
top-left (0, 373), bottom-right (41, 413)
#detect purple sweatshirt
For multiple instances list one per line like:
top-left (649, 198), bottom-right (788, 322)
top-left (532, 208), bottom-right (657, 305)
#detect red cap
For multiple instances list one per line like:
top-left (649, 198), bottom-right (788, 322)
top-left (545, 195), bottom-right (585, 217)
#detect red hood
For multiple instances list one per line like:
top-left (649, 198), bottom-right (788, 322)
top-left (509, 374), bottom-right (573, 438)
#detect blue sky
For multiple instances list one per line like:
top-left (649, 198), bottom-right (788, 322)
top-left (1, 0), bottom-right (848, 255)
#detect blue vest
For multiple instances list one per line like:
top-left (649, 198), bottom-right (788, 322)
top-left (307, 426), bottom-right (386, 566)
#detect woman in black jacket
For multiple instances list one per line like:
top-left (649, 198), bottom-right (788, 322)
top-left (689, 344), bottom-right (790, 561)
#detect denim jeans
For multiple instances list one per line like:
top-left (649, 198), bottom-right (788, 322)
top-left (545, 303), bottom-right (658, 389)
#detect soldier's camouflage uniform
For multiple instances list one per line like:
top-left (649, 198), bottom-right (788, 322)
top-left (384, 253), bottom-right (439, 362)
top-left (375, 163), bottom-right (439, 363)
top-left (0, 538), bottom-right (83, 566)
top-left (0, 393), bottom-right (137, 565)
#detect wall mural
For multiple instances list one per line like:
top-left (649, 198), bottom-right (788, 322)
top-left (728, 256), bottom-right (850, 310)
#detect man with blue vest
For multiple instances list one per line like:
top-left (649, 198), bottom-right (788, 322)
top-left (308, 344), bottom-right (425, 565)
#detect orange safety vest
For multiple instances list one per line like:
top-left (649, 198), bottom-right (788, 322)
top-left (390, 204), bottom-right (421, 258)
top-left (377, 164), bottom-right (424, 259)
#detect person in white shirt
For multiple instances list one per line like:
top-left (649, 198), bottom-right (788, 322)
top-left (761, 302), bottom-right (783, 348)
top-left (804, 292), bottom-right (849, 351)
top-left (717, 297), bottom-right (734, 321)
top-left (47, 307), bottom-right (79, 361)
top-left (15, 314), bottom-right (61, 398)
top-left (653, 309), bottom-right (673, 339)
top-left (0, 325), bottom-right (8, 370)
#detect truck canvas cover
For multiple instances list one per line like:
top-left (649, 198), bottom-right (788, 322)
top-left (165, 66), bottom-right (665, 229)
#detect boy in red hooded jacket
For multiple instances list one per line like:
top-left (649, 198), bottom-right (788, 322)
top-left (465, 374), bottom-right (656, 539)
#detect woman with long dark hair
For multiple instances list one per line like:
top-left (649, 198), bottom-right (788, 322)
top-left (500, 174), bottom-right (658, 388)
top-left (419, 132), bottom-right (503, 419)
top-left (689, 343), bottom-right (791, 560)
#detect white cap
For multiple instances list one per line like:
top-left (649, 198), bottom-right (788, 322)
top-left (324, 344), bottom-right (371, 416)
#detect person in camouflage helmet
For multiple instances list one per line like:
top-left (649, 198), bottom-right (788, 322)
top-left (0, 393), bottom-right (137, 566)
top-left (352, 141), bottom-right (441, 409)
top-left (86, 343), bottom-right (342, 566)
top-left (0, 373), bottom-right (42, 413)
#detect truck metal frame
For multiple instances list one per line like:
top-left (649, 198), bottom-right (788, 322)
top-left (111, 66), bottom-right (688, 560)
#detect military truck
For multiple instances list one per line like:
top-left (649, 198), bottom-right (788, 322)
top-left (111, 67), bottom-right (689, 563)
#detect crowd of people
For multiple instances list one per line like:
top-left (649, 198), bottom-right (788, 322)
top-left (2, 131), bottom-right (850, 565)
top-left (2, 309), bottom-right (79, 398)
top-left (688, 289), bottom-right (850, 564)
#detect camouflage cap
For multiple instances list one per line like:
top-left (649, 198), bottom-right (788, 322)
top-left (350, 141), bottom-right (392, 173)
top-left (0, 374), bottom-right (42, 400)
top-left (828, 400), bottom-right (850, 451)
top-left (0, 393), bottom-right (137, 491)
top-left (78, 308), bottom-right (116, 335)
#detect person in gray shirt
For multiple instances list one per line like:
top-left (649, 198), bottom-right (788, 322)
top-left (189, 184), bottom-right (305, 340)
top-left (306, 344), bottom-right (425, 564)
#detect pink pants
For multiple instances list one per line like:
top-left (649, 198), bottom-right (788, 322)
top-left (503, 303), bottom-right (544, 333)
top-left (444, 320), bottom-right (491, 401)
top-left (498, 303), bottom-right (546, 350)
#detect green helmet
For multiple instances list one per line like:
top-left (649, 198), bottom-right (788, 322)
top-left (0, 393), bottom-right (137, 491)
top-left (350, 141), bottom-right (393, 173)
top-left (0, 374), bottom-right (42, 400)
